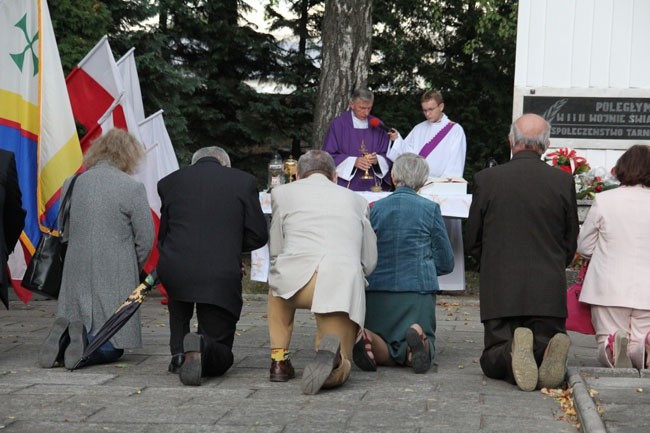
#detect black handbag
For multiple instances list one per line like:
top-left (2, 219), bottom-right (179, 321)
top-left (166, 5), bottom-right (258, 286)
top-left (21, 174), bottom-right (80, 299)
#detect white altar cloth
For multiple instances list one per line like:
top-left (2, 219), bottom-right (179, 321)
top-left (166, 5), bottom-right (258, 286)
top-left (250, 191), bottom-right (472, 290)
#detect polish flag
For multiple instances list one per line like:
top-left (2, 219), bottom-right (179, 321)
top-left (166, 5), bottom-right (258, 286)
top-left (116, 48), bottom-right (145, 124)
top-left (135, 109), bottom-right (180, 219)
top-left (117, 50), bottom-right (179, 300)
top-left (66, 36), bottom-right (141, 151)
top-left (131, 110), bottom-right (179, 286)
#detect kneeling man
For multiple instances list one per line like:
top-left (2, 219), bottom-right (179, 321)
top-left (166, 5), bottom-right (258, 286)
top-left (267, 150), bottom-right (377, 394)
top-left (157, 147), bottom-right (268, 386)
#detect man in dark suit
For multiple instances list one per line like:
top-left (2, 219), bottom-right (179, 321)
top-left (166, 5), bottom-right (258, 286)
top-left (157, 146), bottom-right (268, 386)
top-left (465, 113), bottom-right (579, 392)
top-left (0, 149), bottom-right (26, 309)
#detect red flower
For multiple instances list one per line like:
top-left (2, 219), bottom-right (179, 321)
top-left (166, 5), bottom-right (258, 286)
top-left (545, 148), bottom-right (590, 175)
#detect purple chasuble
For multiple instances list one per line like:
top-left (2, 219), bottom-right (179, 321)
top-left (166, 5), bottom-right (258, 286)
top-left (322, 110), bottom-right (392, 191)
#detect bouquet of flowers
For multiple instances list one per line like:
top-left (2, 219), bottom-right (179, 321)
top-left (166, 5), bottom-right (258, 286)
top-left (545, 148), bottom-right (590, 175)
top-left (545, 148), bottom-right (619, 199)
top-left (574, 167), bottom-right (619, 199)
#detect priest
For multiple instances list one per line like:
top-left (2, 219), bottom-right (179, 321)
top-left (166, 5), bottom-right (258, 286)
top-left (323, 88), bottom-right (392, 191)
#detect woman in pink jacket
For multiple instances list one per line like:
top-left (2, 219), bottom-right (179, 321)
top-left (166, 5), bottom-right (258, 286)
top-left (577, 144), bottom-right (650, 369)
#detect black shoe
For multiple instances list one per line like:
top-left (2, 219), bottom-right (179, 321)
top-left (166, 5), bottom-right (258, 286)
top-left (405, 328), bottom-right (431, 374)
top-left (168, 354), bottom-right (185, 374)
top-left (179, 333), bottom-right (203, 386)
top-left (352, 331), bottom-right (377, 372)
top-left (64, 320), bottom-right (88, 370)
top-left (39, 317), bottom-right (70, 368)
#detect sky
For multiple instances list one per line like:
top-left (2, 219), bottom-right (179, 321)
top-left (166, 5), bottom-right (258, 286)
top-left (244, 1), bottom-right (293, 38)
top-left (243, 1), bottom-right (296, 93)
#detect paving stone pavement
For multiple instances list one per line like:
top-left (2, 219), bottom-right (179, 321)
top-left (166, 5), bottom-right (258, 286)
top-left (0, 292), bottom-right (648, 433)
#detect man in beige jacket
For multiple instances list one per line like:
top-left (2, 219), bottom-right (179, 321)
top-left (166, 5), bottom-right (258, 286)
top-left (267, 150), bottom-right (377, 395)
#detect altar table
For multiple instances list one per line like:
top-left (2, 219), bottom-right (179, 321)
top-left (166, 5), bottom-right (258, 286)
top-left (250, 191), bottom-right (473, 291)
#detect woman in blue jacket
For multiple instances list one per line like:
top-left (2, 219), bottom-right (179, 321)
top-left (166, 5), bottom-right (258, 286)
top-left (354, 153), bottom-right (454, 374)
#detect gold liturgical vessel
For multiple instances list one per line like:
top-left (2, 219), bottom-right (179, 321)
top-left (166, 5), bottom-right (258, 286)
top-left (360, 141), bottom-right (383, 192)
top-left (359, 141), bottom-right (374, 180)
top-left (283, 154), bottom-right (298, 182)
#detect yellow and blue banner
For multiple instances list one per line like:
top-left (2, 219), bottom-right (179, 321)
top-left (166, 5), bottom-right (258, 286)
top-left (0, 0), bottom-right (82, 294)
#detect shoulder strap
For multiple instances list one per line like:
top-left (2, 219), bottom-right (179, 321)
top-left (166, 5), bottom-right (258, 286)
top-left (418, 122), bottom-right (456, 159)
top-left (58, 173), bottom-right (81, 233)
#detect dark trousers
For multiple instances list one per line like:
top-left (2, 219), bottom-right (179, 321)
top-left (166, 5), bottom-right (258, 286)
top-left (168, 299), bottom-right (236, 377)
top-left (480, 316), bottom-right (565, 385)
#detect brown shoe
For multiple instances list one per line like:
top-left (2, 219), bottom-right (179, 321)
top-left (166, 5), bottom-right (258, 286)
top-left (301, 334), bottom-right (341, 395)
top-left (537, 333), bottom-right (570, 389)
top-left (322, 358), bottom-right (352, 389)
top-left (511, 327), bottom-right (538, 392)
top-left (269, 359), bottom-right (296, 382)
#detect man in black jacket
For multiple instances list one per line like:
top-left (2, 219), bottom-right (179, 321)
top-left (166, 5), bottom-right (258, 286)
top-left (465, 114), bottom-right (579, 391)
top-left (0, 149), bottom-right (26, 309)
top-left (157, 146), bottom-right (268, 386)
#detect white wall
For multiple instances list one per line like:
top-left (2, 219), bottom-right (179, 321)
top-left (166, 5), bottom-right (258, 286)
top-left (514, 0), bottom-right (650, 171)
top-left (515, 0), bottom-right (650, 89)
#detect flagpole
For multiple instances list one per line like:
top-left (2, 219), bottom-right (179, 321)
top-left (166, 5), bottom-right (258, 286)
top-left (77, 35), bottom-right (109, 69)
top-left (116, 47), bottom-right (136, 66)
top-left (96, 92), bottom-right (126, 124)
top-left (138, 109), bottom-right (165, 127)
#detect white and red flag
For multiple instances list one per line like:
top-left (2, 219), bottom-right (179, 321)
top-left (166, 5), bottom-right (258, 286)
top-left (116, 48), bottom-right (145, 124)
top-left (66, 36), bottom-right (141, 151)
top-left (135, 109), bottom-right (180, 219)
top-left (116, 51), bottom-right (179, 298)
top-left (132, 110), bottom-right (180, 285)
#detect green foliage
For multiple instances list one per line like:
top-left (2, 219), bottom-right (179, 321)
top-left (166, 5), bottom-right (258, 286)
top-left (126, 30), bottom-right (200, 152)
top-left (158, 0), bottom-right (284, 162)
top-left (371, 0), bottom-right (518, 188)
top-left (49, 0), bottom-right (112, 73)
top-left (264, 0), bottom-right (322, 90)
top-left (103, 0), bottom-right (157, 34)
top-left (259, 0), bottom-right (322, 153)
top-left (49, 0), bottom-right (519, 187)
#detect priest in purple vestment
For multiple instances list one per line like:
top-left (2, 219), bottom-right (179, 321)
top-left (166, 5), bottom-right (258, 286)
top-left (322, 89), bottom-right (392, 191)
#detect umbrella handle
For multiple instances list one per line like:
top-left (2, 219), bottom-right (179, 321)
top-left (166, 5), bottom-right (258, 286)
top-left (144, 269), bottom-right (159, 288)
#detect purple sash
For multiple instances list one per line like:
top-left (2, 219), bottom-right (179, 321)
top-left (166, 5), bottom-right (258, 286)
top-left (418, 122), bottom-right (456, 159)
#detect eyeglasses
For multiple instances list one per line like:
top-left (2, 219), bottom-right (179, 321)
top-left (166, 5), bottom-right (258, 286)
top-left (422, 105), bottom-right (441, 114)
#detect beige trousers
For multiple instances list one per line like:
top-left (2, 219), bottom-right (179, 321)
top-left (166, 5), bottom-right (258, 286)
top-left (267, 270), bottom-right (358, 364)
top-left (592, 305), bottom-right (650, 369)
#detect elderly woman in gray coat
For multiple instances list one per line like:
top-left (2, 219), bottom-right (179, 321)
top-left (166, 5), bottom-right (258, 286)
top-left (39, 129), bottom-right (154, 370)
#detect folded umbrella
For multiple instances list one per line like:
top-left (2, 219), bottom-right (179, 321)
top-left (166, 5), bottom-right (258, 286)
top-left (70, 269), bottom-right (159, 370)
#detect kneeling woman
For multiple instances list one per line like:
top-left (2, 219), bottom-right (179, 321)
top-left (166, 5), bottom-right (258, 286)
top-left (577, 144), bottom-right (650, 369)
top-left (354, 153), bottom-right (454, 373)
top-left (39, 129), bottom-right (154, 369)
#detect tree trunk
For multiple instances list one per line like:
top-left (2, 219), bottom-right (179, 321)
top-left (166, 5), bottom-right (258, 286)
top-left (311, 0), bottom-right (372, 149)
top-left (298, 0), bottom-right (309, 57)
